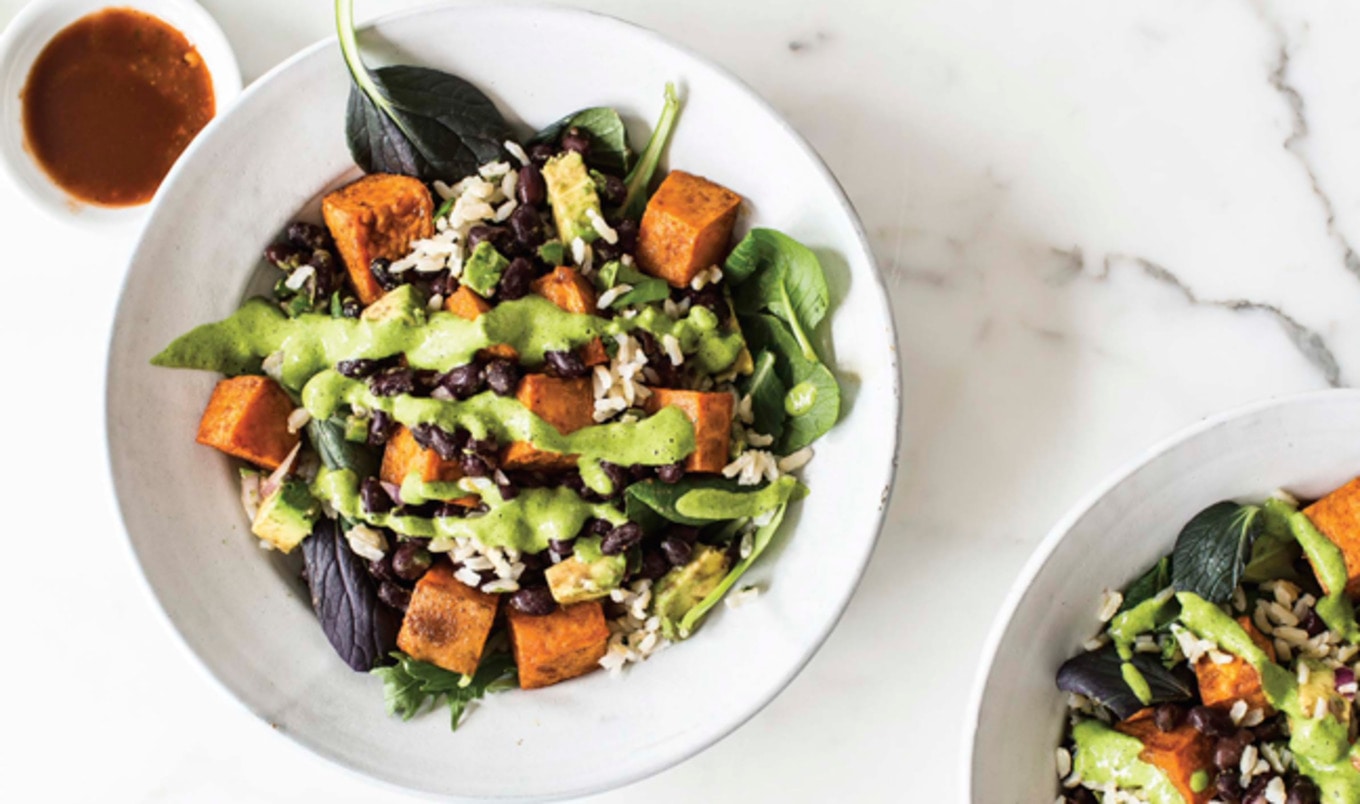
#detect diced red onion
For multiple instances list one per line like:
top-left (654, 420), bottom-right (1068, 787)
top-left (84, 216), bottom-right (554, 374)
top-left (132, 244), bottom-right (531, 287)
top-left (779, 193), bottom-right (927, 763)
top-left (380, 480), bottom-right (404, 506)
top-left (1336, 667), bottom-right (1356, 700)
top-left (260, 442), bottom-right (302, 499)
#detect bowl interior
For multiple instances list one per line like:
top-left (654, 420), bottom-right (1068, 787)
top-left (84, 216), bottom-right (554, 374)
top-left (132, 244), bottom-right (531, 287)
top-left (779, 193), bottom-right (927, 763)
top-left (0, 0), bottom-right (240, 226)
top-left (105, 6), bottom-right (897, 799)
top-left (967, 390), bottom-right (1360, 802)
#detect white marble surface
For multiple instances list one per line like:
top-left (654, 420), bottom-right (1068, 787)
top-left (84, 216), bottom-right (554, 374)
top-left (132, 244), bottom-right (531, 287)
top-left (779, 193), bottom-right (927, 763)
top-left (3, 0), bottom-right (1359, 801)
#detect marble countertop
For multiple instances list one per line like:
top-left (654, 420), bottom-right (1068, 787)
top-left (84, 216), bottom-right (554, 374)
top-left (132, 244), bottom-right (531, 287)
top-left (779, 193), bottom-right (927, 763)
top-left (4, 0), bottom-right (1358, 800)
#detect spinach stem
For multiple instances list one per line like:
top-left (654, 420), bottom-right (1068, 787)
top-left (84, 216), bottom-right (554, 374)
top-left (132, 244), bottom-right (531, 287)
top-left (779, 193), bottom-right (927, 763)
top-left (620, 83), bottom-right (682, 219)
top-left (335, 0), bottom-right (382, 100)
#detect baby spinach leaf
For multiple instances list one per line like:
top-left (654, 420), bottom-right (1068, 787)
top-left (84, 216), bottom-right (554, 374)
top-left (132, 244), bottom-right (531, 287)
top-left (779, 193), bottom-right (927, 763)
top-left (619, 83), bottom-right (681, 220)
top-left (307, 417), bottom-right (380, 479)
top-left (302, 518), bottom-right (400, 671)
top-left (337, 0), bottom-right (511, 182)
top-left (626, 477), bottom-right (758, 527)
top-left (596, 260), bottom-right (670, 308)
top-left (1172, 502), bottom-right (1264, 604)
top-left (530, 107), bottom-right (634, 175)
top-left (1245, 497), bottom-right (1303, 582)
top-left (739, 314), bottom-right (839, 452)
top-left (372, 650), bottom-right (518, 729)
top-left (1119, 556), bottom-right (1172, 613)
top-left (1056, 645), bottom-right (1194, 721)
top-left (738, 349), bottom-right (786, 441)
top-left (727, 229), bottom-right (829, 362)
top-left (626, 476), bottom-right (801, 527)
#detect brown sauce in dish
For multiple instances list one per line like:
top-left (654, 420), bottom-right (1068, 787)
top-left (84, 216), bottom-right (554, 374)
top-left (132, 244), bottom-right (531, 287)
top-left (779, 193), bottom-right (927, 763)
top-left (21, 7), bottom-right (215, 207)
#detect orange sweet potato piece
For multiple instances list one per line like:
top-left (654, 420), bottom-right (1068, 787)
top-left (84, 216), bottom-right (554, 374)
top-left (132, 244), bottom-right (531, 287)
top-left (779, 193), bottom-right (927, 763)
top-left (1194, 617), bottom-right (1276, 714)
top-left (636, 171), bottom-right (742, 288)
top-left (195, 375), bottom-right (299, 470)
top-left (380, 425), bottom-right (464, 485)
top-left (507, 600), bottom-right (609, 689)
top-left (322, 174), bottom-right (434, 305)
top-left (644, 388), bottom-right (733, 473)
top-left (397, 563), bottom-right (499, 676)
top-left (443, 285), bottom-right (519, 361)
top-left (1305, 478), bottom-right (1360, 597)
top-left (531, 266), bottom-right (609, 367)
top-left (501, 374), bottom-right (594, 472)
top-left (1115, 710), bottom-right (1215, 804)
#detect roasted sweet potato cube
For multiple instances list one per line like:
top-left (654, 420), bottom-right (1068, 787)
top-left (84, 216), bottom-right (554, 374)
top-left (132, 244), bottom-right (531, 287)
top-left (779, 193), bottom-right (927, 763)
top-left (380, 425), bottom-right (464, 485)
top-left (195, 375), bottom-right (299, 470)
top-left (397, 563), bottom-right (499, 676)
top-left (507, 600), bottom-right (609, 689)
top-left (580, 338), bottom-right (609, 367)
top-left (501, 374), bottom-right (594, 472)
top-left (644, 388), bottom-right (733, 473)
top-left (1305, 478), bottom-right (1360, 597)
top-left (322, 174), bottom-right (434, 305)
top-left (1115, 710), bottom-right (1214, 804)
top-left (636, 171), bottom-right (742, 287)
top-left (531, 266), bottom-right (609, 368)
top-left (1195, 616), bottom-right (1275, 714)
top-left (443, 285), bottom-right (519, 361)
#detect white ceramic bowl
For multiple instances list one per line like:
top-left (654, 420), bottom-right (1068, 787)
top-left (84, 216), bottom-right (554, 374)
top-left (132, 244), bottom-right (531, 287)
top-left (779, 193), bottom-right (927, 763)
top-left (965, 389), bottom-right (1360, 802)
top-left (0, 0), bottom-right (240, 227)
top-left (105, 5), bottom-right (899, 799)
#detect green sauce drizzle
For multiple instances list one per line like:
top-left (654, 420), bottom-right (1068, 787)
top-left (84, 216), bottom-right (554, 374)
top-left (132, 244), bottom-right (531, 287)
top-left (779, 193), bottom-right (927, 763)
top-left (1071, 720), bottom-right (1183, 804)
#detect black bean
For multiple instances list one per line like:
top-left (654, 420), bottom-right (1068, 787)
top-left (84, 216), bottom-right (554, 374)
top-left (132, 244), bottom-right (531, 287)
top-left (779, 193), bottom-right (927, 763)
top-left (494, 469), bottom-right (519, 501)
top-left (586, 517), bottom-right (615, 537)
top-left (561, 126), bottom-right (590, 157)
top-left (411, 424), bottom-right (464, 461)
top-left (601, 522), bottom-right (644, 555)
top-left (599, 461), bottom-right (630, 494)
top-left (593, 237), bottom-right (622, 264)
top-left (667, 525), bottom-right (701, 544)
top-left (264, 242), bottom-right (308, 270)
top-left (307, 248), bottom-right (336, 274)
top-left (517, 164), bottom-right (546, 206)
top-left (597, 173), bottom-right (626, 207)
top-left (629, 464), bottom-right (654, 482)
top-left (391, 542), bottom-right (433, 581)
top-left (508, 586), bottom-right (557, 616)
top-left (485, 358), bottom-right (520, 396)
top-left (660, 537), bottom-right (693, 567)
top-left (508, 205), bottom-right (544, 253)
top-left (1187, 705), bottom-right (1236, 738)
top-left (367, 409), bottom-right (396, 445)
top-left (467, 224), bottom-right (512, 254)
top-left (461, 453), bottom-right (490, 477)
top-left (1252, 716), bottom-right (1285, 743)
top-left (684, 284), bottom-right (731, 325)
top-left (438, 363), bottom-right (485, 400)
top-left (337, 358), bottom-right (380, 378)
top-left (1153, 703), bottom-right (1185, 732)
top-left (499, 257), bottom-right (535, 300)
top-left (520, 550), bottom-right (550, 571)
top-left (1242, 776), bottom-right (1270, 804)
top-left (528, 142), bottom-right (556, 165)
top-left (361, 477), bottom-right (395, 514)
top-left (288, 222), bottom-right (332, 250)
top-left (657, 462), bottom-right (686, 484)
top-left (1301, 607), bottom-right (1326, 637)
top-left (370, 258), bottom-right (401, 291)
top-left (638, 550), bottom-right (670, 581)
top-left (1288, 779), bottom-right (1320, 804)
top-left (548, 538), bottom-right (575, 558)
top-left (1215, 774), bottom-right (1243, 803)
top-left (1065, 789), bottom-right (1097, 804)
top-left (1212, 731), bottom-right (1251, 770)
top-left (544, 349), bottom-right (588, 378)
top-left (367, 554), bottom-right (399, 584)
top-left (368, 367), bottom-right (418, 397)
top-left (436, 502), bottom-right (467, 519)
top-left (469, 436), bottom-right (499, 458)
top-left (614, 219), bottom-right (638, 253)
top-left (378, 581), bottom-right (411, 612)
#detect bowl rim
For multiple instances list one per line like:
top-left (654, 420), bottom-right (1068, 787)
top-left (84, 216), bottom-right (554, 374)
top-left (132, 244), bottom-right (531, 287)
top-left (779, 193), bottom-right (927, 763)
top-left (103, 3), bottom-right (901, 799)
top-left (0, 0), bottom-right (242, 229)
top-left (959, 386), bottom-right (1360, 801)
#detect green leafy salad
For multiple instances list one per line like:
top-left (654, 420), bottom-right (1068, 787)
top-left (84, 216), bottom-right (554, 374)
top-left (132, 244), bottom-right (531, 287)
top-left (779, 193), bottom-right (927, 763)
top-left (1055, 479), bottom-right (1360, 804)
top-left (148, 0), bottom-right (844, 729)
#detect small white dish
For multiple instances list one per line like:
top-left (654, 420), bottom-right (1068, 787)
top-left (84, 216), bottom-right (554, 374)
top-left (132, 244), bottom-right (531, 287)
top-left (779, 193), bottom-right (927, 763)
top-left (964, 389), bottom-right (1360, 802)
top-left (105, 4), bottom-right (898, 799)
top-left (0, 0), bottom-right (240, 228)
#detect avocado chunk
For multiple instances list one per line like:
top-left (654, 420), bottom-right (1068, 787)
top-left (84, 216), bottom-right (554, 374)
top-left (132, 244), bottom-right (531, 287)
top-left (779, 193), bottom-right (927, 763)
top-left (252, 477), bottom-right (320, 553)
top-left (653, 544), bottom-right (730, 640)
top-left (360, 283), bottom-right (427, 326)
top-left (461, 241), bottom-right (510, 298)
top-left (1298, 659), bottom-right (1351, 727)
top-left (545, 536), bottom-right (626, 604)
top-left (543, 151), bottom-right (603, 245)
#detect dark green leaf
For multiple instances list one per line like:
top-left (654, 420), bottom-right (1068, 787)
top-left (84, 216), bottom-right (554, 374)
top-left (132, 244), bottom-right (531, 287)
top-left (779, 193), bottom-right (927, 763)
top-left (1055, 645), bottom-right (1195, 721)
top-left (337, 0), bottom-right (511, 182)
top-left (738, 350), bottom-right (786, 441)
top-left (1172, 502), bottom-right (1264, 604)
top-left (307, 417), bottom-right (380, 478)
top-left (597, 260), bottom-right (670, 308)
top-left (728, 229), bottom-right (830, 362)
top-left (371, 650), bottom-right (518, 729)
top-left (626, 477), bottom-right (755, 527)
top-left (1119, 556), bottom-right (1172, 613)
top-left (619, 84), bottom-right (681, 220)
top-left (739, 314), bottom-right (839, 452)
top-left (1244, 497), bottom-right (1302, 583)
top-left (530, 107), bottom-right (634, 174)
top-left (447, 651), bottom-right (518, 729)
